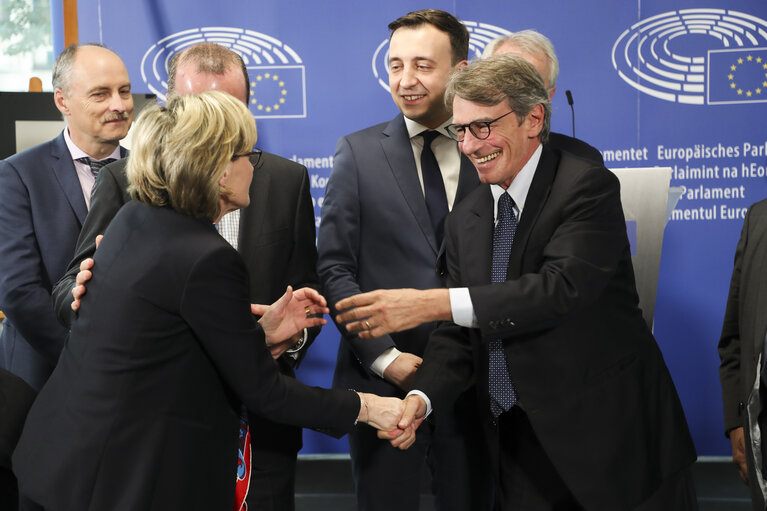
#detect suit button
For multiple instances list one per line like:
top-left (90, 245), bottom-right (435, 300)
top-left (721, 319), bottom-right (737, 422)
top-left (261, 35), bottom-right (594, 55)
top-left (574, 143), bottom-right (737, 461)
top-left (436, 267), bottom-right (446, 277)
top-left (503, 319), bottom-right (515, 327)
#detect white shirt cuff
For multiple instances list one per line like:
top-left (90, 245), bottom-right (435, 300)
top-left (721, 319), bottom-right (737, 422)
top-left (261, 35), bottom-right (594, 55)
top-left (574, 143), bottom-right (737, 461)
top-left (406, 390), bottom-right (432, 418)
top-left (370, 346), bottom-right (402, 378)
top-left (449, 287), bottom-right (477, 328)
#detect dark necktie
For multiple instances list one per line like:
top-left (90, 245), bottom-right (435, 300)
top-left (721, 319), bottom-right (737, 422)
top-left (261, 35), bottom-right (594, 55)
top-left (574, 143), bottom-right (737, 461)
top-left (489, 192), bottom-right (518, 418)
top-left (75, 157), bottom-right (117, 178)
top-left (420, 131), bottom-right (449, 246)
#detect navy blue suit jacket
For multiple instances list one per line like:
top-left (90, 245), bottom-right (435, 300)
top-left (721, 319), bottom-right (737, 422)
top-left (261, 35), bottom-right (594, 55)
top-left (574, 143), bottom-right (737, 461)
top-left (317, 114), bottom-right (479, 397)
top-left (0, 133), bottom-right (126, 390)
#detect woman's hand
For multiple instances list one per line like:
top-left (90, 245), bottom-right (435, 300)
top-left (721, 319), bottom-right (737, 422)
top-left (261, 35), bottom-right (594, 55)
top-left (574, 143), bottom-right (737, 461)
top-left (256, 286), bottom-right (328, 344)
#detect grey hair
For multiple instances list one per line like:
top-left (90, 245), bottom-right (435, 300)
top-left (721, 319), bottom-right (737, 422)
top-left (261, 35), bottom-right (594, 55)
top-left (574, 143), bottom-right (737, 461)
top-left (482, 30), bottom-right (559, 91)
top-left (52, 42), bottom-right (108, 94)
top-left (446, 53), bottom-right (551, 143)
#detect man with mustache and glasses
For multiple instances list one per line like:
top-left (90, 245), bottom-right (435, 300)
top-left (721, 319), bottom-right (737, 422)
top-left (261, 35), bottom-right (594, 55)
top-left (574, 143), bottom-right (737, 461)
top-left (0, 43), bottom-right (133, 393)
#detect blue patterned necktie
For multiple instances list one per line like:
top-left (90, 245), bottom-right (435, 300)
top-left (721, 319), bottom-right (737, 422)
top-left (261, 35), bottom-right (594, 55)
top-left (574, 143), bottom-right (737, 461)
top-left (489, 192), bottom-right (518, 418)
top-left (420, 131), bottom-right (449, 246)
top-left (75, 157), bottom-right (116, 178)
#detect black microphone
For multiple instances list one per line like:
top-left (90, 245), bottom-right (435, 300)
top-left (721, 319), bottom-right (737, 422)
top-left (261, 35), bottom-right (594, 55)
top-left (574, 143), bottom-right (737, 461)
top-left (565, 90), bottom-right (575, 137)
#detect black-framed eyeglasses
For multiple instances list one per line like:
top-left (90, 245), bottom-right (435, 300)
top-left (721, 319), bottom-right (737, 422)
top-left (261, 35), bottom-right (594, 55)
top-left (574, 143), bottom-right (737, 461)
top-left (232, 149), bottom-right (262, 168)
top-left (446, 111), bottom-right (515, 142)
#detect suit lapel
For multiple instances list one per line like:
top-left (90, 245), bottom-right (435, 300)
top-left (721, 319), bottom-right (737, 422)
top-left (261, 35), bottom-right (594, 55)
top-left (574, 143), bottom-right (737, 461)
top-left (461, 186), bottom-right (494, 287)
top-left (50, 133), bottom-right (88, 224)
top-left (237, 156), bottom-right (271, 257)
top-left (381, 115), bottom-right (441, 254)
top-left (750, 224), bottom-right (767, 355)
top-left (454, 154), bottom-right (480, 205)
top-left (507, 145), bottom-right (558, 278)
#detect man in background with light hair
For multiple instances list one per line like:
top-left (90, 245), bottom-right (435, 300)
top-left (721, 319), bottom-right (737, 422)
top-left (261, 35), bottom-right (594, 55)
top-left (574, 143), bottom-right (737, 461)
top-left (485, 30), bottom-right (604, 163)
top-left (0, 43), bottom-right (132, 392)
top-left (0, 44), bottom-right (132, 511)
top-left (51, 42), bottom-right (318, 511)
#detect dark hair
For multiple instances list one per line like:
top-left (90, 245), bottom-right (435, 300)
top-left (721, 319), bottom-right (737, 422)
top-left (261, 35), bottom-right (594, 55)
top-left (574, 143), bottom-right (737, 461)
top-left (167, 43), bottom-right (250, 100)
top-left (388, 9), bottom-right (469, 64)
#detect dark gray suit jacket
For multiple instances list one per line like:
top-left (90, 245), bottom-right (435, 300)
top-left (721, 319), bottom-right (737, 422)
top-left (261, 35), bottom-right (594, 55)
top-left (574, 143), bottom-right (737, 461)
top-left (719, 198), bottom-right (767, 504)
top-left (317, 114), bottom-right (479, 397)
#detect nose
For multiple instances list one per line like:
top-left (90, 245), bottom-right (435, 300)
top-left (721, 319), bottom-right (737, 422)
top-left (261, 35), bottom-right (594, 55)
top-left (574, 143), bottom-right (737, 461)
top-left (459, 130), bottom-right (482, 155)
top-left (400, 64), bottom-right (418, 89)
top-left (108, 91), bottom-right (131, 112)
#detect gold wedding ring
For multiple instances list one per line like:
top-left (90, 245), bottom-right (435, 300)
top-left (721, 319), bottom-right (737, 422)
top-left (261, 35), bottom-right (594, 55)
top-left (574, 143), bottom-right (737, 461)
top-left (305, 307), bottom-right (311, 317)
top-left (365, 320), bottom-right (371, 330)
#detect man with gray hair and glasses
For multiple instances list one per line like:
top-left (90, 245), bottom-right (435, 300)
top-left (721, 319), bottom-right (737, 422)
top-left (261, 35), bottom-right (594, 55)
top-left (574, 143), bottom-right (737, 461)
top-left (384, 53), bottom-right (697, 511)
top-left (334, 30), bottom-right (605, 334)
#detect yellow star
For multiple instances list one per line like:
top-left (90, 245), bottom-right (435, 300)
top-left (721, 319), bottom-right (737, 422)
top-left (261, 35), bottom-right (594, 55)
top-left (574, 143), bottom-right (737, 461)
top-left (257, 104), bottom-right (264, 110)
top-left (266, 106), bottom-right (272, 112)
top-left (279, 98), bottom-right (285, 104)
top-left (763, 63), bottom-right (767, 69)
top-left (728, 73), bottom-right (734, 80)
top-left (251, 98), bottom-right (256, 104)
top-left (759, 57), bottom-right (763, 63)
top-left (763, 80), bottom-right (767, 87)
top-left (251, 81), bottom-right (256, 87)
top-left (281, 89), bottom-right (287, 95)
top-left (265, 73), bottom-right (271, 78)
top-left (274, 105), bottom-right (280, 110)
top-left (279, 81), bottom-right (285, 87)
top-left (738, 58), bottom-right (744, 64)
top-left (272, 75), bottom-right (279, 81)
top-left (747, 90), bottom-right (753, 97)
top-left (737, 89), bottom-right (743, 95)
top-left (731, 82), bottom-right (736, 89)
top-left (257, 76), bottom-right (263, 81)
top-left (731, 65), bottom-right (737, 71)
top-left (757, 88), bottom-right (763, 95)
top-left (747, 55), bottom-right (753, 61)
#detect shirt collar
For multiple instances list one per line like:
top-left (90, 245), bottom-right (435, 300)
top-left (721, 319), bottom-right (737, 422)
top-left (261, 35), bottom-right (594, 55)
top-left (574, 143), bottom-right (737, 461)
top-left (403, 116), bottom-right (453, 140)
top-left (490, 143), bottom-right (543, 219)
top-left (63, 127), bottom-right (121, 161)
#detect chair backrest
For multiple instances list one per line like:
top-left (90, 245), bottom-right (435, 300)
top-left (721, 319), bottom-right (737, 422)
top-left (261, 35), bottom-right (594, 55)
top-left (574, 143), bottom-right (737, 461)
top-left (609, 167), bottom-right (673, 330)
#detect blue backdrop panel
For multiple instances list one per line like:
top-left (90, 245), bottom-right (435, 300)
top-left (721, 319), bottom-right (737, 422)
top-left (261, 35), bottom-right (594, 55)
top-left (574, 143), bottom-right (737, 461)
top-left (72, 0), bottom-right (767, 456)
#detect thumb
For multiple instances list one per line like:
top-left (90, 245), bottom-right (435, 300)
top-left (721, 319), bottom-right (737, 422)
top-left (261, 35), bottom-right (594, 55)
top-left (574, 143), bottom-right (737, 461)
top-left (95, 234), bottom-right (104, 249)
top-left (398, 395), bottom-right (423, 429)
top-left (271, 286), bottom-right (294, 311)
top-left (251, 303), bottom-right (268, 316)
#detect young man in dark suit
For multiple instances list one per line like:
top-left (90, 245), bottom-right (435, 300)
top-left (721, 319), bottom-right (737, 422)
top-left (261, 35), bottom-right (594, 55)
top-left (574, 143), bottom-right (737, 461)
top-left (317, 9), bottom-right (491, 511)
top-left (51, 43), bottom-right (317, 511)
top-left (385, 54), bottom-right (698, 510)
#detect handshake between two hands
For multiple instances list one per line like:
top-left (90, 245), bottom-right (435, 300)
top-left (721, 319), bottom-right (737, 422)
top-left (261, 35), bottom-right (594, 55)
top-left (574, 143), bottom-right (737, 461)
top-left (356, 393), bottom-right (428, 450)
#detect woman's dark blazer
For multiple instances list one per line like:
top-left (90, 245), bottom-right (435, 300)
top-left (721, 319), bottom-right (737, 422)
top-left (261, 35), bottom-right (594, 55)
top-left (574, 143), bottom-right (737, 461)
top-left (13, 201), bottom-right (359, 511)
